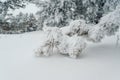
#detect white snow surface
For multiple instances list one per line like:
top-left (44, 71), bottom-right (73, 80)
top-left (0, 31), bottom-right (120, 80)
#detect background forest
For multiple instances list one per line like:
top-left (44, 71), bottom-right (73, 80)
top-left (0, 0), bottom-right (120, 34)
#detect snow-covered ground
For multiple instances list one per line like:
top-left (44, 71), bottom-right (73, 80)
top-left (0, 31), bottom-right (120, 80)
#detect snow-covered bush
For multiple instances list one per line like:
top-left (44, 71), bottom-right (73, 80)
top-left (35, 27), bottom-right (86, 58)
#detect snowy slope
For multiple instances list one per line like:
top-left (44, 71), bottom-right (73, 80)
top-left (0, 31), bottom-right (120, 80)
